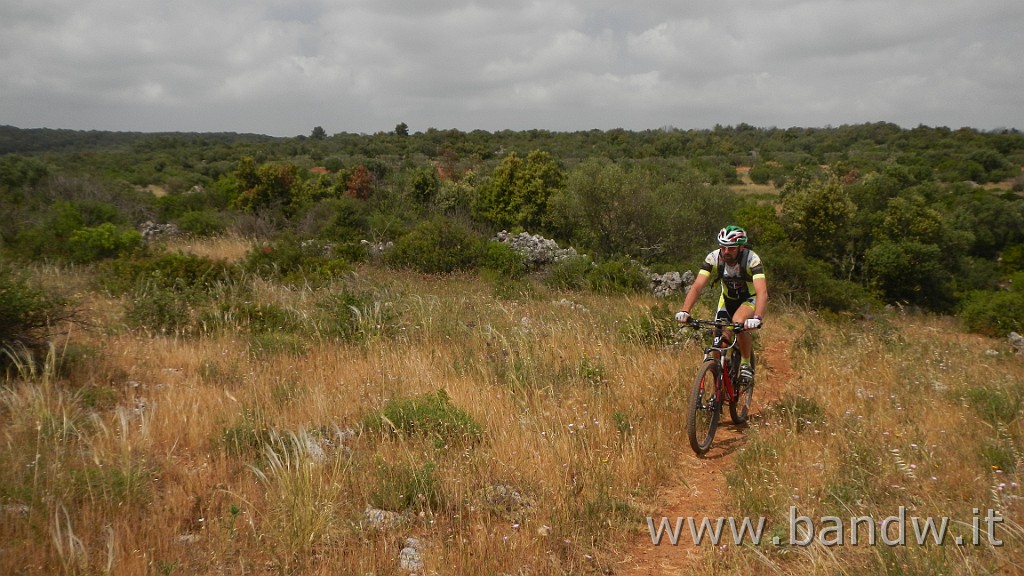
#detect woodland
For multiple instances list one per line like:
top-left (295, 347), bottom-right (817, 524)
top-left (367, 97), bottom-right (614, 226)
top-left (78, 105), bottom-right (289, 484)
top-left (3, 121), bottom-right (1024, 334)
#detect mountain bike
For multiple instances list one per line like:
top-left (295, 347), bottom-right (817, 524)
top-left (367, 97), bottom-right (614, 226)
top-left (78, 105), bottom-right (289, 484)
top-left (682, 318), bottom-right (758, 455)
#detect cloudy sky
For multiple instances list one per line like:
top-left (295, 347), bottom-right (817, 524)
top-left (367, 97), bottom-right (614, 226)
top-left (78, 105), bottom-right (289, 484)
top-left (2, 0), bottom-right (1022, 137)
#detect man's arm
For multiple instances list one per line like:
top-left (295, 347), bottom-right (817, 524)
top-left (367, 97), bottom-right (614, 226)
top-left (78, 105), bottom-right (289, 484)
top-left (680, 272), bottom-right (711, 314)
top-left (752, 276), bottom-right (768, 318)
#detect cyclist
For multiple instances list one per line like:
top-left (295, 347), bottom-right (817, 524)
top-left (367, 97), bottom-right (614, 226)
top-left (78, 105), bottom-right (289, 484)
top-left (676, 225), bottom-right (768, 382)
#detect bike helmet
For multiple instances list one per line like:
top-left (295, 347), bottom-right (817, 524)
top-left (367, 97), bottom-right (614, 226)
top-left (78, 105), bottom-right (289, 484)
top-left (717, 225), bottom-right (748, 247)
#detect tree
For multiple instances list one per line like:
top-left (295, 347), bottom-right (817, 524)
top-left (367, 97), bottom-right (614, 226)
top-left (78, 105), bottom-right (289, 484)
top-left (864, 240), bottom-right (953, 310)
top-left (547, 160), bottom-right (656, 258)
top-left (231, 160), bottom-right (302, 213)
top-left (473, 150), bottom-right (564, 232)
top-left (546, 160), bottom-right (733, 261)
top-left (410, 167), bottom-right (440, 204)
top-left (311, 126), bottom-right (327, 140)
top-left (346, 165), bottom-right (374, 200)
top-left (395, 122), bottom-right (410, 137)
top-left (878, 194), bottom-right (944, 245)
top-left (780, 170), bottom-right (856, 266)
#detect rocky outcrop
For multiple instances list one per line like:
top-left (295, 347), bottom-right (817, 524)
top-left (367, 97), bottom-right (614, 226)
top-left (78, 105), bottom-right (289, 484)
top-left (139, 220), bottom-right (181, 241)
top-left (650, 270), bottom-right (696, 298)
top-left (493, 230), bottom-right (580, 268)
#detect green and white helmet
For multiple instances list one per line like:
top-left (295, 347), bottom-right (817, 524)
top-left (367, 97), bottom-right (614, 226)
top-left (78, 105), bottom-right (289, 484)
top-left (717, 225), bottom-right (748, 247)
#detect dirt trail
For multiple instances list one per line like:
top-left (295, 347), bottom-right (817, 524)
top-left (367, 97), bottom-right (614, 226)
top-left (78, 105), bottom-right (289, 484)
top-left (616, 338), bottom-right (795, 574)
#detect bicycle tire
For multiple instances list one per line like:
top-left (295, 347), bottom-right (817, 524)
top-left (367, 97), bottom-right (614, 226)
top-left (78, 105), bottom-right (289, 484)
top-left (687, 359), bottom-right (720, 455)
top-left (729, 349), bottom-right (756, 424)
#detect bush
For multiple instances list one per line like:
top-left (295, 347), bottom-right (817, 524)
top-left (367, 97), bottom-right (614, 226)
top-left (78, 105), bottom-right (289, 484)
top-left (99, 251), bottom-right (237, 298)
top-left (542, 255), bottom-right (593, 291)
top-left (217, 301), bottom-right (302, 334)
top-left (363, 389), bottom-right (483, 448)
top-left (370, 460), bottom-right (443, 512)
top-left (11, 200), bottom-right (125, 260)
top-left (586, 257), bottom-right (648, 294)
top-left (125, 284), bottom-right (194, 336)
top-left (760, 244), bottom-right (877, 313)
top-left (959, 273), bottom-right (1024, 337)
top-left (101, 251), bottom-right (239, 335)
top-left (174, 210), bottom-right (229, 237)
top-left (480, 241), bottom-right (528, 280)
top-left (67, 223), bottom-right (142, 263)
top-left (384, 217), bottom-right (484, 274)
top-left (0, 264), bottom-right (77, 355)
top-left (241, 235), bottom-right (352, 285)
top-left (295, 197), bottom-right (369, 244)
top-left (963, 386), bottom-right (1021, 426)
top-left (864, 240), bottom-right (954, 311)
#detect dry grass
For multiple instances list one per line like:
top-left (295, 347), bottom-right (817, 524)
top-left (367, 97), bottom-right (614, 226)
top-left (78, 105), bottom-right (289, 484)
top-left (721, 314), bottom-right (1024, 574)
top-left (162, 233), bottom-right (255, 262)
top-left (2, 245), bottom-right (1022, 575)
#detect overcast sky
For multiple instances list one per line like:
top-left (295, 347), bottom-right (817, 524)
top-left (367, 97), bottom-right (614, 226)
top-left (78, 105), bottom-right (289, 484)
top-left (2, 0), bottom-right (1022, 137)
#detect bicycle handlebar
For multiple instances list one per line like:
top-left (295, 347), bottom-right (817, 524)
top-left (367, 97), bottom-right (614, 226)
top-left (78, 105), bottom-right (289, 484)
top-left (681, 318), bottom-right (760, 333)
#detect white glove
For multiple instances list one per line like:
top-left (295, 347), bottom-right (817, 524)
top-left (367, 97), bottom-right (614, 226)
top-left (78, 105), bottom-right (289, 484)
top-left (675, 311), bottom-right (690, 323)
top-left (744, 316), bottom-right (762, 330)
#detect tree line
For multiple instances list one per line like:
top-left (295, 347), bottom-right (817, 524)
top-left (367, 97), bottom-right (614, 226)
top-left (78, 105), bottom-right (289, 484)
top-left (1, 122), bottom-right (1023, 337)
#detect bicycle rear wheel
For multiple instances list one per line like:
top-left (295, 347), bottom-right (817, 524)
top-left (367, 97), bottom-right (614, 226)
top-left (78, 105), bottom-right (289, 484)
top-left (687, 359), bottom-right (720, 455)
top-left (729, 349), bottom-right (755, 424)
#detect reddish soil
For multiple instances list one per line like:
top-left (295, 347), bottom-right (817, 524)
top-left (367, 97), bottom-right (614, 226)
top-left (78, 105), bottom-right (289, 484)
top-left (616, 338), bottom-right (795, 574)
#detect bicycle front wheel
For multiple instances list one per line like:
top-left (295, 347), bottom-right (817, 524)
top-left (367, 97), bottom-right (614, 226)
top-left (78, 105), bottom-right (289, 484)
top-left (687, 359), bottom-right (721, 455)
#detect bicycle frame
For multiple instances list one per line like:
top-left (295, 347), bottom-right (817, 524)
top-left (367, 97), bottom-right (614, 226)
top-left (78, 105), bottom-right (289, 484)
top-left (683, 318), bottom-right (755, 455)
top-left (692, 319), bottom-right (746, 405)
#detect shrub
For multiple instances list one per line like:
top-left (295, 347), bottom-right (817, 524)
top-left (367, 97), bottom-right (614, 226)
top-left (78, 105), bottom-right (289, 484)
top-left (125, 283), bottom-right (194, 336)
top-left (761, 244), bottom-right (877, 313)
top-left (174, 210), bottom-right (229, 237)
top-left (221, 406), bottom-right (275, 458)
top-left (542, 255), bottom-right (593, 291)
top-left (480, 241), bottom-right (528, 280)
top-left (293, 197), bottom-right (369, 244)
top-left (960, 273), bottom-right (1024, 337)
top-left (99, 251), bottom-right (236, 298)
top-left (384, 217), bottom-right (484, 274)
top-left (0, 264), bottom-right (77, 355)
top-left (586, 257), bottom-right (648, 294)
top-left (864, 240), bottom-right (954, 311)
top-left (370, 460), bottom-right (443, 512)
top-left (101, 251), bottom-right (238, 335)
top-left (218, 301), bottom-right (302, 334)
top-left (363, 389), bottom-right (483, 447)
top-left (67, 223), bottom-right (142, 263)
top-left (241, 235), bottom-right (351, 285)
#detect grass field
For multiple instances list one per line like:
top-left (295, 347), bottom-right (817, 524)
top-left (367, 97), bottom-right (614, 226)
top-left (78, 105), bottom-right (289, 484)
top-left (2, 237), bottom-right (1022, 575)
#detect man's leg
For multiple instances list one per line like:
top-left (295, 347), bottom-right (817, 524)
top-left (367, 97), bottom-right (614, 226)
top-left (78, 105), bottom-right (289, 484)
top-left (732, 304), bottom-right (755, 380)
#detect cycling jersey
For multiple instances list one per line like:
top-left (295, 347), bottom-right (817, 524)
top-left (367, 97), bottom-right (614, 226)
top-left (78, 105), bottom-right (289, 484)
top-left (697, 248), bottom-right (765, 312)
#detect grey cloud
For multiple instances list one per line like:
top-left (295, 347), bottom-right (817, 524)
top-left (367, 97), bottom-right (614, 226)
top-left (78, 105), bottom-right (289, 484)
top-left (1, 0), bottom-right (1021, 135)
